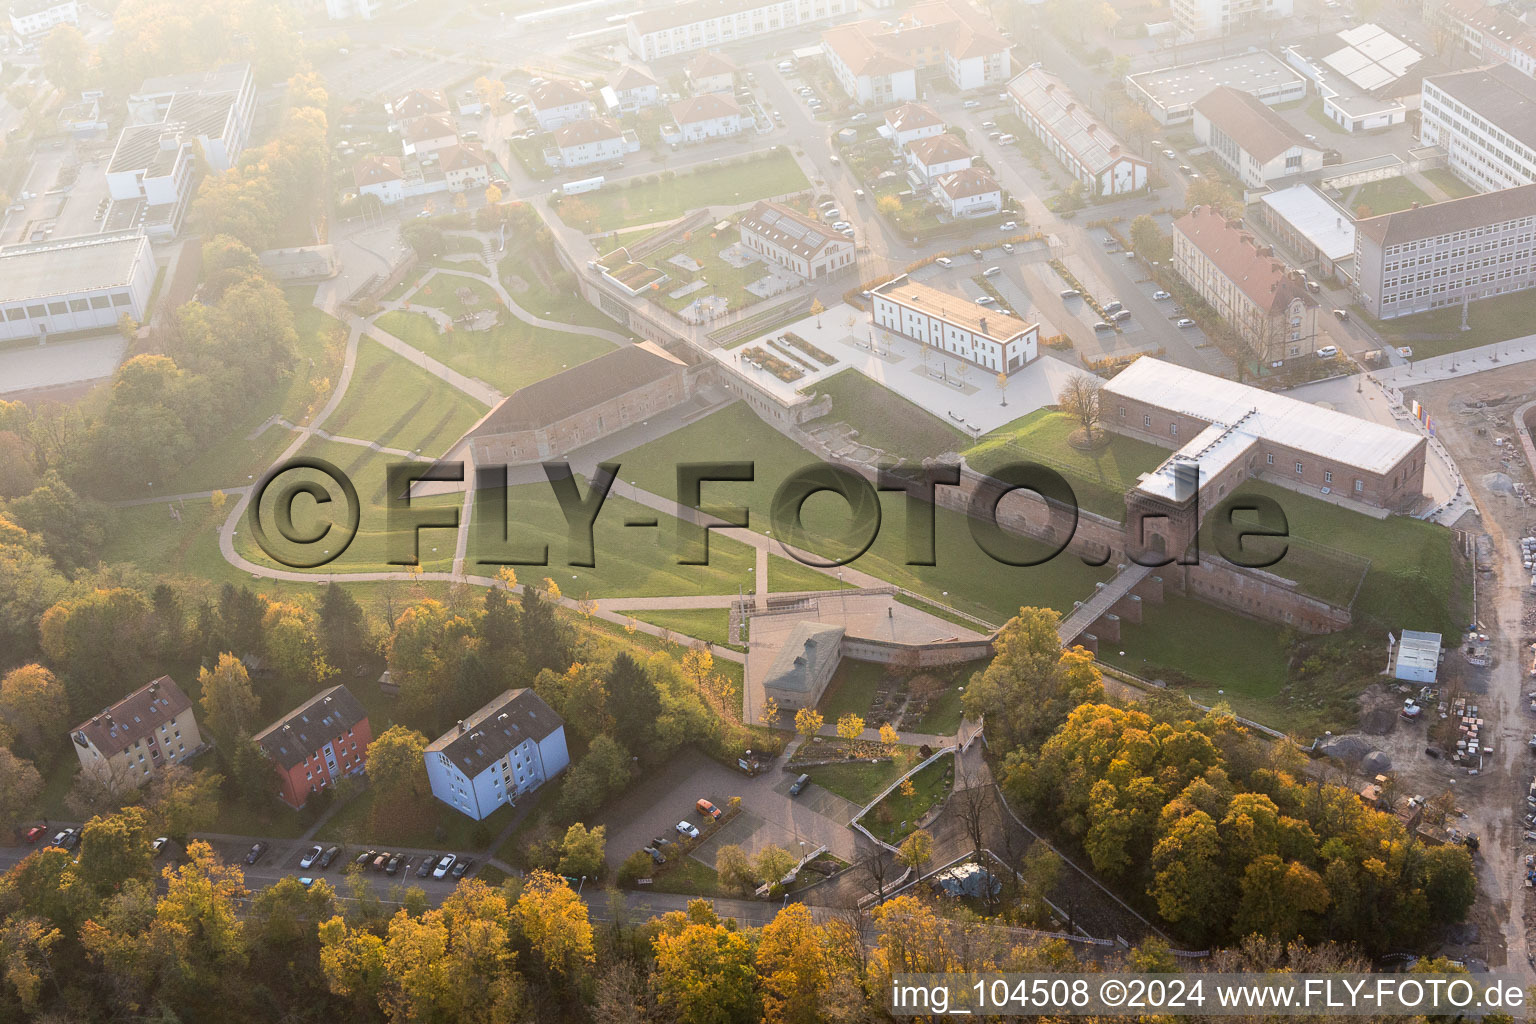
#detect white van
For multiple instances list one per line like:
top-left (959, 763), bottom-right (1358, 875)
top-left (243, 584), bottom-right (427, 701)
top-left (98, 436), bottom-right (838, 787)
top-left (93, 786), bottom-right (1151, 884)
top-left (983, 266), bottom-right (1002, 277)
top-left (776, 60), bottom-right (795, 72)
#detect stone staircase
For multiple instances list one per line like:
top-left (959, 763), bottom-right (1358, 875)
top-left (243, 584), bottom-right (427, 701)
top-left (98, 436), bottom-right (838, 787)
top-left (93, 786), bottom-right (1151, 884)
top-left (1057, 563), bottom-right (1152, 647)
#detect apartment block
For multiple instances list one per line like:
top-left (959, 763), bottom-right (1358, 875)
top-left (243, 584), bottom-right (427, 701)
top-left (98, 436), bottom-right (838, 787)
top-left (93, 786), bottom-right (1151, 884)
top-left (70, 676), bottom-right (203, 792)
top-left (1421, 63), bottom-right (1536, 191)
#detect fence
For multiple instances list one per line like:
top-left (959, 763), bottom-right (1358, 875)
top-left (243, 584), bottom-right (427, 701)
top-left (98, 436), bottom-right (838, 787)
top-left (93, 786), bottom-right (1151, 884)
top-left (848, 746), bottom-right (956, 854)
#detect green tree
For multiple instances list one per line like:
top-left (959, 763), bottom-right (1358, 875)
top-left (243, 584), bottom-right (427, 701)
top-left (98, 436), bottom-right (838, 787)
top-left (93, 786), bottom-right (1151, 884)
top-left (38, 586), bottom-right (154, 715)
top-left (1129, 214), bottom-right (1172, 264)
top-left (557, 822), bottom-right (606, 880)
top-left (40, 24), bottom-right (90, 94)
top-left (364, 725), bottom-right (430, 803)
top-left (197, 652), bottom-right (260, 743)
top-left (318, 583), bottom-right (372, 672)
top-left (896, 829), bottom-right (933, 876)
top-left (752, 845), bottom-right (796, 891)
top-left (962, 607), bottom-right (1102, 751)
top-left (74, 807), bottom-right (155, 899)
top-left (604, 653), bottom-right (660, 753)
top-left (0, 747), bottom-right (43, 835)
top-left (142, 765), bottom-right (222, 840)
top-left (555, 733), bottom-right (631, 819)
top-left (715, 843), bottom-right (756, 895)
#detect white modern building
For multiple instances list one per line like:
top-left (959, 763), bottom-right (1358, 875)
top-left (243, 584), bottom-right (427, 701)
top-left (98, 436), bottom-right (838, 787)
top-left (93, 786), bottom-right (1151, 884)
top-left (1421, 62), bottom-right (1536, 191)
top-left (625, 0), bottom-right (858, 62)
top-left (106, 63), bottom-right (256, 240)
top-left (666, 93), bottom-right (743, 143)
top-left (1193, 86), bottom-right (1323, 188)
top-left (1434, 0), bottom-right (1536, 80)
top-left (1352, 183), bottom-right (1536, 319)
top-left (1255, 184), bottom-right (1358, 280)
top-left (871, 275), bottom-right (1038, 373)
top-left (529, 79), bottom-right (594, 131)
top-left (738, 200), bottom-right (856, 279)
top-left (1392, 630), bottom-right (1442, 683)
top-left (822, 23), bottom-right (918, 104)
top-left (8, 0), bottom-right (76, 38)
top-left (549, 117), bottom-right (630, 168)
top-left (0, 231), bottom-right (156, 341)
top-left (424, 689), bottom-right (570, 821)
top-left (1172, 0), bottom-right (1292, 40)
top-left (934, 167), bottom-right (1002, 217)
top-left (1282, 24), bottom-right (1422, 133)
top-left (884, 102), bottom-right (945, 149)
top-left (1008, 68), bottom-right (1148, 196)
top-left (1126, 50), bottom-right (1308, 126)
top-left (906, 133), bottom-right (973, 181)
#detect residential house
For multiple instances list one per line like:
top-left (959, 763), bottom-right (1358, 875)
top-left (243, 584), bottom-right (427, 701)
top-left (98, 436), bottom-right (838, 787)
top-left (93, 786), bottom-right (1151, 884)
top-left (822, 0), bottom-right (1011, 102)
top-left (440, 141), bottom-right (491, 192)
top-left (934, 166), bottom-right (1002, 217)
top-left (906, 133), bottom-right (972, 181)
top-left (685, 51), bottom-right (738, 93)
top-left (1173, 0), bottom-right (1292, 39)
top-left (70, 676), bottom-right (203, 793)
top-left (738, 200), bottom-right (857, 279)
top-left (529, 79), bottom-right (595, 131)
top-left (884, 102), bottom-right (945, 149)
top-left (391, 88), bottom-right (451, 131)
top-left (8, 0), bottom-right (76, 38)
top-left (425, 689), bottom-right (570, 821)
top-left (603, 65), bottom-right (662, 114)
top-left (821, 23), bottom-right (918, 104)
top-left (401, 114), bottom-right (459, 157)
top-left (354, 154), bottom-right (405, 205)
top-left (550, 117), bottom-right (629, 168)
top-left (252, 685), bottom-right (372, 810)
top-left (1353, 183), bottom-right (1536, 319)
top-left (1172, 203), bottom-right (1319, 365)
top-left (1008, 67), bottom-right (1147, 195)
top-left (1193, 86), bottom-right (1323, 188)
top-left (666, 93), bottom-right (743, 143)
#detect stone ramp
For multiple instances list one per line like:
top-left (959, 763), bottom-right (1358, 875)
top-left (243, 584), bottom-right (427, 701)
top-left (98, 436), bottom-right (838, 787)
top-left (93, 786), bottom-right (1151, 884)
top-left (1057, 563), bottom-right (1151, 646)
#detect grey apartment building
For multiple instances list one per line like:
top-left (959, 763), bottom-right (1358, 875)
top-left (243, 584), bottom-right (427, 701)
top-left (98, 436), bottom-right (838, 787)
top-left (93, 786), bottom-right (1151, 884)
top-left (1420, 63), bottom-right (1536, 192)
top-left (1353, 183), bottom-right (1536, 319)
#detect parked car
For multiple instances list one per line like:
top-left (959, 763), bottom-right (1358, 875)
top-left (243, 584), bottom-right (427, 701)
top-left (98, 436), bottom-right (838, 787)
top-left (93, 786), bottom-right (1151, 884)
top-left (962, 99), bottom-right (981, 109)
top-left (386, 855), bottom-right (402, 875)
top-left (697, 798), bottom-right (721, 819)
top-left (1059, 288), bottom-right (1080, 299)
top-left (57, 829), bottom-right (80, 852)
top-left (850, 112), bottom-right (868, 122)
top-left (1332, 308), bottom-right (1349, 321)
top-left (974, 296), bottom-right (996, 305)
top-left (319, 846), bottom-right (341, 869)
top-left (417, 858), bottom-right (434, 878)
top-left (371, 852), bottom-right (391, 872)
top-left (1316, 345), bottom-right (1340, 358)
top-left (300, 845), bottom-right (322, 869)
top-left (354, 850), bottom-right (375, 870)
top-left (433, 855), bottom-right (456, 879)
top-left (645, 846), bottom-right (666, 864)
top-left (676, 820), bottom-right (701, 839)
top-left (981, 120), bottom-right (996, 129)
top-left (152, 836), bottom-right (170, 857)
top-left (452, 858), bottom-right (474, 879)
top-left (789, 774), bottom-right (810, 796)
top-left (25, 826), bottom-right (45, 843)
top-left (1093, 321), bottom-right (1113, 331)
top-left (935, 256), bottom-right (953, 267)
top-left (1111, 309), bottom-right (1133, 322)
top-left (998, 134), bottom-right (1015, 145)
top-left (832, 220), bottom-right (851, 231)
top-left (983, 265), bottom-right (1002, 277)
top-left (1152, 290), bottom-right (1171, 300)
top-left (970, 248), bottom-right (983, 259)
top-left (1103, 300), bottom-right (1123, 314)
top-left (1002, 242), bottom-right (1014, 253)
top-left (246, 842), bottom-right (268, 866)
top-left (999, 220), bottom-right (1017, 230)
top-left (1176, 317), bottom-right (1196, 328)
top-left (1162, 148), bottom-right (1176, 159)
top-left (1177, 164), bottom-right (1194, 175)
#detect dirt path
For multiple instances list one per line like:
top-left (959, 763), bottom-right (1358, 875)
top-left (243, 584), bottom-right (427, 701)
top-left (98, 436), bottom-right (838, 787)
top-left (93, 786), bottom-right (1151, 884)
top-left (1405, 362), bottom-right (1536, 978)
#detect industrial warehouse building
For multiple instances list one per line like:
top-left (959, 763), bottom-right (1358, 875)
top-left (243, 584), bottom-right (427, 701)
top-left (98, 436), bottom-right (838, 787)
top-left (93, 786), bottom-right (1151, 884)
top-left (0, 231), bottom-right (157, 342)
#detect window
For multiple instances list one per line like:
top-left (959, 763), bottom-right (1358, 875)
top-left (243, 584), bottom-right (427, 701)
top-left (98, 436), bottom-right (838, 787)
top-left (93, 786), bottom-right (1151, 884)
top-left (1354, 478), bottom-right (1363, 492)
top-left (1265, 453), bottom-right (1274, 465)
top-left (1324, 470), bottom-right (1333, 483)
top-left (1295, 461), bottom-right (1304, 474)
top-left (1143, 414), bottom-right (1151, 427)
top-left (1169, 423), bottom-right (1178, 438)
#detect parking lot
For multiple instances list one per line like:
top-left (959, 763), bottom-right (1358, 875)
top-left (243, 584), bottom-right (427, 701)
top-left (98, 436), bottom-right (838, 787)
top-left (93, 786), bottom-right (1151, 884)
top-left (200, 835), bottom-right (480, 897)
top-left (596, 747), bottom-right (862, 872)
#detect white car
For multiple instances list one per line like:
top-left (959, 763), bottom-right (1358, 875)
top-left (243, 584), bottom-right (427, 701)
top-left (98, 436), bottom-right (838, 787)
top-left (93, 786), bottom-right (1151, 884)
top-left (935, 257), bottom-right (953, 267)
top-left (1152, 290), bottom-right (1171, 300)
top-left (1000, 220), bottom-right (1017, 230)
top-left (300, 844), bottom-right (322, 869)
top-left (1002, 243), bottom-right (1015, 253)
top-left (433, 854), bottom-right (456, 878)
top-left (974, 296), bottom-right (997, 305)
top-left (962, 99), bottom-right (981, 109)
top-left (1176, 317), bottom-right (1196, 328)
top-left (832, 221), bottom-right (851, 231)
top-left (676, 821), bottom-right (701, 839)
top-left (1162, 148), bottom-right (1176, 159)
top-left (850, 112), bottom-right (868, 122)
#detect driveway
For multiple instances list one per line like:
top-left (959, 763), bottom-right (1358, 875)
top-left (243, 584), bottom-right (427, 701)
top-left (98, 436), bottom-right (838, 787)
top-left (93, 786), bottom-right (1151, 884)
top-left (596, 747), bottom-right (861, 870)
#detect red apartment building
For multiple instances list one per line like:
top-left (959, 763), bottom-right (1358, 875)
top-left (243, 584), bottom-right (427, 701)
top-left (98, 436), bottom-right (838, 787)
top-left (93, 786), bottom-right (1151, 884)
top-left (252, 685), bottom-right (372, 809)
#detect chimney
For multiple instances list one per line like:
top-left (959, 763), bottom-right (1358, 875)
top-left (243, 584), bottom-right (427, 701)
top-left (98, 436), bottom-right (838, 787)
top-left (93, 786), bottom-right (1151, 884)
top-left (793, 655), bottom-right (807, 667)
top-left (457, 719), bottom-right (466, 733)
top-left (1410, 201), bottom-right (1420, 209)
top-left (149, 680), bottom-right (159, 694)
top-left (1336, 217), bottom-right (1342, 229)
top-left (979, 315), bottom-right (989, 333)
top-left (1172, 460), bottom-right (1200, 501)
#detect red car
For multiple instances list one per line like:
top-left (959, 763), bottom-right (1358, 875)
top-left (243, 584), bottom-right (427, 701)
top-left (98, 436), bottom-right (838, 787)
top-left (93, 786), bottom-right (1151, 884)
top-left (24, 826), bottom-right (45, 844)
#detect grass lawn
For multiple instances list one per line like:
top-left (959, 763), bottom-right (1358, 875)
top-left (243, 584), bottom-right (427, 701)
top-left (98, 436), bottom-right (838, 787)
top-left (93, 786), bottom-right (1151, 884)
top-left (498, 247), bottom-right (624, 334)
top-left (1212, 480), bottom-right (1460, 634)
top-left (645, 854), bottom-right (725, 897)
top-left (629, 608), bottom-right (737, 649)
top-left (470, 479), bottom-right (765, 598)
top-left (318, 788), bottom-right (516, 850)
top-left (646, 227), bottom-right (770, 316)
top-left (374, 307), bottom-right (614, 396)
top-left (804, 369), bottom-right (969, 464)
top-left (1422, 169), bottom-right (1478, 200)
top-left (233, 438), bottom-right (462, 576)
top-left (155, 287), bottom-right (346, 494)
top-left (1352, 176), bottom-right (1433, 217)
top-left (965, 410), bottom-right (1170, 520)
top-left (862, 754), bottom-right (952, 844)
top-left (911, 684), bottom-right (966, 735)
top-left (208, 794), bottom-right (321, 840)
top-left (817, 659), bottom-right (889, 723)
top-left (804, 757), bottom-right (908, 806)
top-left (571, 149), bottom-right (809, 231)
top-left (1356, 288), bottom-right (1536, 358)
top-left (614, 404), bottom-right (1113, 623)
top-left (1098, 594), bottom-right (1290, 707)
top-left (326, 336), bottom-right (488, 457)
top-left (767, 554), bottom-right (855, 593)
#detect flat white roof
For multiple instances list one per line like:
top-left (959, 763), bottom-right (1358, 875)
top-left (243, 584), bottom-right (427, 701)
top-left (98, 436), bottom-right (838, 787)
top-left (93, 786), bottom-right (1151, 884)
top-left (0, 231), bottom-right (149, 305)
top-left (1260, 184), bottom-right (1356, 261)
top-left (1104, 357), bottom-right (1422, 475)
top-left (1136, 421), bottom-right (1255, 501)
top-left (1127, 50), bottom-right (1305, 109)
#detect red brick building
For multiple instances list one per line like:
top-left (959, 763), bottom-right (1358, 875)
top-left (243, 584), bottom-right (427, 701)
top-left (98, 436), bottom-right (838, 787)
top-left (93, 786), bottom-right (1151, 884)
top-left (252, 685), bottom-right (372, 809)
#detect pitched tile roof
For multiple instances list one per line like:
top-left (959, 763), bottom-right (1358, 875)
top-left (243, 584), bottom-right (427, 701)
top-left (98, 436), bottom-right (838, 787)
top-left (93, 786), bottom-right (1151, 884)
top-left (669, 92), bottom-right (741, 124)
top-left (438, 141), bottom-right (488, 172)
top-left (885, 101), bottom-right (944, 134)
top-left (402, 114), bottom-right (456, 143)
top-left (354, 154), bottom-right (403, 187)
top-left (1194, 86), bottom-right (1319, 163)
top-left (530, 79), bottom-right (590, 111)
top-left (472, 341), bottom-right (686, 435)
top-left (393, 88), bottom-right (449, 121)
top-left (425, 689), bottom-right (563, 778)
top-left (612, 65), bottom-right (658, 91)
top-left (1007, 67), bottom-right (1138, 175)
top-left (555, 116), bottom-right (622, 148)
top-left (737, 200), bottom-right (852, 261)
top-left (687, 51), bottom-right (737, 78)
top-left (907, 132), bottom-right (972, 167)
top-left (1174, 204), bottom-right (1315, 316)
top-left (73, 676), bottom-right (193, 755)
top-left (822, 23), bottom-right (916, 77)
top-left (253, 686), bottom-right (369, 770)
top-left (935, 166), bottom-right (1000, 199)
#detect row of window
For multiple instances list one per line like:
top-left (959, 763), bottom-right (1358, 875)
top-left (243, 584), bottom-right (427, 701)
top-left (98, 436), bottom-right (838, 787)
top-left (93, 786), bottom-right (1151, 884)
top-left (4, 292), bottom-right (133, 321)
